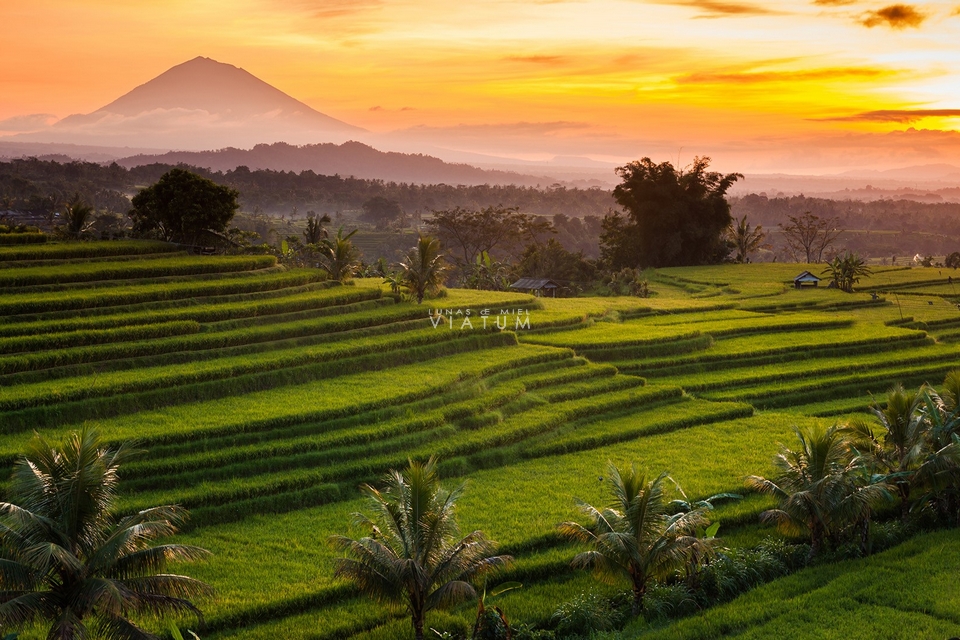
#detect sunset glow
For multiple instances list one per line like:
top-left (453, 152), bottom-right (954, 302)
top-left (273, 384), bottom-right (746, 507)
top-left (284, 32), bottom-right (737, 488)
top-left (3, 0), bottom-right (960, 172)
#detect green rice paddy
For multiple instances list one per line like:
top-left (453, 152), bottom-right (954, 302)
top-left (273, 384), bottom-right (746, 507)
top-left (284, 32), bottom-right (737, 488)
top-left (1, 241), bottom-right (958, 639)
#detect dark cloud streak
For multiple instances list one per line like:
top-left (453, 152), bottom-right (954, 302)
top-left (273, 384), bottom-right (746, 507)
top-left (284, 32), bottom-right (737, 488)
top-left (678, 66), bottom-right (890, 84)
top-left (814, 109), bottom-right (960, 123)
top-left (647, 0), bottom-right (780, 18)
top-left (860, 4), bottom-right (925, 28)
top-left (504, 55), bottom-right (569, 65)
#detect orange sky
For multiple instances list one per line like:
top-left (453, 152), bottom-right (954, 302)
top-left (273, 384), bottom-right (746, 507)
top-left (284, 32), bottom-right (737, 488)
top-left (3, 0), bottom-right (960, 172)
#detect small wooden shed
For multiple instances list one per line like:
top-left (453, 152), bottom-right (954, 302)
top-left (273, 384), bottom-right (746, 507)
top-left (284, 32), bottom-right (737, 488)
top-left (510, 277), bottom-right (561, 297)
top-left (793, 271), bottom-right (821, 288)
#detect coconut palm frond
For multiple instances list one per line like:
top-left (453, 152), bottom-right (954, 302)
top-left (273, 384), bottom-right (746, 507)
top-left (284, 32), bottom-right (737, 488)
top-left (0, 429), bottom-right (211, 640)
top-left (399, 234), bottom-right (448, 304)
top-left (331, 458), bottom-right (509, 640)
top-left (559, 462), bottom-right (714, 616)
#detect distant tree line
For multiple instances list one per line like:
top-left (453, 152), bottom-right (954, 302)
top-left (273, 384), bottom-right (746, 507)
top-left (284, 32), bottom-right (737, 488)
top-left (8, 157), bottom-right (960, 264)
top-left (0, 158), bottom-right (614, 222)
top-left (732, 193), bottom-right (960, 258)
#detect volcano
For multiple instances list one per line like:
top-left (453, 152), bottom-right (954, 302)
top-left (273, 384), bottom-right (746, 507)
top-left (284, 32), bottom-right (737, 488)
top-left (14, 57), bottom-right (364, 150)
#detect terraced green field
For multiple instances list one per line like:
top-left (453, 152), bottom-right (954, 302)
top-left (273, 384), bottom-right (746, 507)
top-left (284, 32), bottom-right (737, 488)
top-left (633, 528), bottom-right (960, 640)
top-left (1, 242), bottom-right (958, 639)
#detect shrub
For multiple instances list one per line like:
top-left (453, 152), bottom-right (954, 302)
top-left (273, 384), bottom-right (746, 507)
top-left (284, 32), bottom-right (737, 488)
top-left (549, 591), bottom-right (624, 637)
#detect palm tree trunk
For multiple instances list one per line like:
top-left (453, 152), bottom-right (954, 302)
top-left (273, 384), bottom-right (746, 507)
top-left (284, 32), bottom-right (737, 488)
top-left (808, 521), bottom-right (824, 562)
top-left (859, 513), bottom-right (871, 556)
top-left (412, 609), bottom-right (425, 640)
top-left (631, 581), bottom-right (646, 618)
top-left (898, 483), bottom-right (910, 522)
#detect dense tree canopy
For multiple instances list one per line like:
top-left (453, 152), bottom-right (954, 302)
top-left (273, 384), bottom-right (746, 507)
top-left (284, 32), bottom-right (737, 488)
top-left (602, 157), bottom-right (741, 268)
top-left (129, 168), bottom-right (239, 243)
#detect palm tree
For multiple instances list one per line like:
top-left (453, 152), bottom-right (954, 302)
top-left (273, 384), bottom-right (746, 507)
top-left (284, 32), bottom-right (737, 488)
top-left (0, 428), bottom-right (212, 639)
top-left (821, 252), bottom-right (872, 293)
top-left (302, 212), bottom-right (331, 246)
top-left (320, 226), bottom-right (360, 283)
top-left (942, 369), bottom-right (960, 412)
top-left (399, 234), bottom-right (448, 304)
top-left (727, 215), bottom-right (765, 263)
top-left (62, 193), bottom-right (94, 238)
top-left (912, 385), bottom-right (960, 524)
top-left (557, 463), bottom-right (711, 617)
top-left (330, 458), bottom-right (511, 640)
top-left (746, 424), bottom-right (889, 558)
top-left (847, 385), bottom-right (926, 521)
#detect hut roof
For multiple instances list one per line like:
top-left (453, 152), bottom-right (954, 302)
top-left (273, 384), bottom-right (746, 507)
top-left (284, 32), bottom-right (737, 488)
top-left (794, 271), bottom-right (821, 283)
top-left (510, 278), bottom-right (560, 290)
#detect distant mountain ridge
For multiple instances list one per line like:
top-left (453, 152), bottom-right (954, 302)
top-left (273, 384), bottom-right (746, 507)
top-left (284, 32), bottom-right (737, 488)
top-left (834, 163), bottom-right (960, 182)
top-left (116, 140), bottom-right (560, 187)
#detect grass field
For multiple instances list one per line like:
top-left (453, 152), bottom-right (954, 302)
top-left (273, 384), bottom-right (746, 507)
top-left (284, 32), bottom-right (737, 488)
top-left (1, 241), bottom-right (958, 639)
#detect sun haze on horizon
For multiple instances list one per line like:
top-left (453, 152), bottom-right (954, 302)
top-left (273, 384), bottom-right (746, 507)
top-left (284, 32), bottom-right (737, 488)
top-left (2, 0), bottom-right (960, 173)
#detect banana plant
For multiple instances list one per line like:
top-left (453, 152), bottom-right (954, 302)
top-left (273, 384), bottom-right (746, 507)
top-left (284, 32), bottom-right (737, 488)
top-left (472, 581), bottom-right (522, 640)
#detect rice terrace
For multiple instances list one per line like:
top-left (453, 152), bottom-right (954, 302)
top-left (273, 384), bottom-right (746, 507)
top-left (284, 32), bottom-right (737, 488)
top-left (2, 237), bottom-right (960, 639)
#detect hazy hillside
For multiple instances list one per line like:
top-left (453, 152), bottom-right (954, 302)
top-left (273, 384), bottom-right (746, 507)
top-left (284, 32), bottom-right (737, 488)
top-left (115, 141), bottom-right (563, 187)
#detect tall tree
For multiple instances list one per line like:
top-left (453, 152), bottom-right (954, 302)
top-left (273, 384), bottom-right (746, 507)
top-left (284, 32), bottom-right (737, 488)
top-left (330, 458), bottom-right (511, 640)
top-left (0, 428), bottom-right (212, 639)
top-left (558, 463), bottom-right (712, 616)
top-left (399, 234), bottom-right (449, 303)
top-left (779, 212), bottom-right (842, 263)
top-left (602, 157), bottom-right (741, 268)
top-left (129, 168), bottom-right (239, 244)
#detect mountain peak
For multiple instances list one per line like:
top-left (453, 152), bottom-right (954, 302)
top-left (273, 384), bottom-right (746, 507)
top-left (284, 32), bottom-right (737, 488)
top-left (97, 57), bottom-right (357, 129)
top-left (13, 57), bottom-right (364, 150)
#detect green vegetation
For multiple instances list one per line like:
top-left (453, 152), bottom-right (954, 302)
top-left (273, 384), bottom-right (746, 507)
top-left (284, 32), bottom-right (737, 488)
top-left (633, 528), bottom-right (960, 639)
top-left (129, 167), bottom-right (240, 243)
top-left (0, 240), bottom-right (958, 639)
top-left (399, 234), bottom-right (448, 303)
top-left (331, 458), bottom-right (511, 640)
top-left (603, 157), bottom-right (741, 268)
top-left (558, 464), bottom-right (713, 616)
top-left (0, 428), bottom-right (212, 639)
